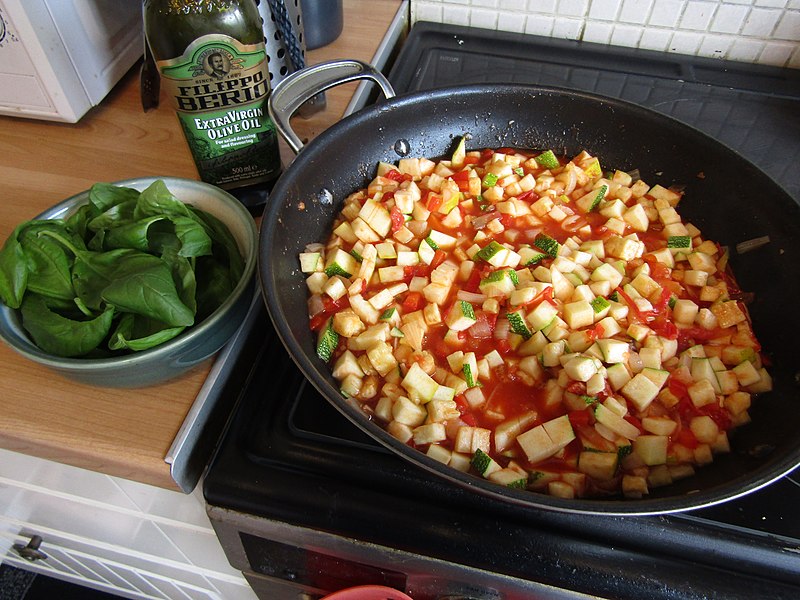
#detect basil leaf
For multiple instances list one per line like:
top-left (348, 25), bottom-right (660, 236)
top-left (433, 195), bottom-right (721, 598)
top-left (88, 182), bottom-right (140, 214)
top-left (135, 180), bottom-right (192, 219)
top-left (98, 251), bottom-right (195, 327)
top-left (0, 223), bottom-right (30, 309)
top-left (18, 223), bottom-right (77, 301)
top-left (20, 294), bottom-right (114, 357)
top-left (87, 199), bottom-right (138, 233)
top-left (101, 215), bottom-right (165, 252)
top-left (108, 312), bottom-right (185, 352)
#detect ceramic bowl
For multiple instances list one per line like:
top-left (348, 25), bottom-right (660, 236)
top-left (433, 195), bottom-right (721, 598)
top-left (0, 177), bottom-right (257, 388)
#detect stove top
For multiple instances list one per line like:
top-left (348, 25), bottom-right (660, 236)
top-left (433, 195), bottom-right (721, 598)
top-left (204, 22), bottom-right (800, 599)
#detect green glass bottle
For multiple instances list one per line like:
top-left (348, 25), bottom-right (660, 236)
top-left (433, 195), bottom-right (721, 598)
top-left (143, 0), bottom-right (281, 210)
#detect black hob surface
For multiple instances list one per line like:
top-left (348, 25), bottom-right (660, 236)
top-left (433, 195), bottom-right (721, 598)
top-left (204, 22), bottom-right (800, 599)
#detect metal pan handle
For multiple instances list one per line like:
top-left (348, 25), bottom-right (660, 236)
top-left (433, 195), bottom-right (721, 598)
top-left (268, 59), bottom-right (396, 154)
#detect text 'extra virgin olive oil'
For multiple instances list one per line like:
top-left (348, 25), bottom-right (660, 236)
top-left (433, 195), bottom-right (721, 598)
top-left (143, 0), bottom-right (281, 211)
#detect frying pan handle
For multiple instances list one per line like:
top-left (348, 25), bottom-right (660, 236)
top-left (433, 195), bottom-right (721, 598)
top-left (268, 59), bottom-right (396, 154)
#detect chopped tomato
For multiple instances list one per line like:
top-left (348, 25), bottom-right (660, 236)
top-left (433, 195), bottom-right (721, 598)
top-left (463, 155), bottom-right (481, 165)
top-left (425, 191), bottom-right (443, 212)
top-left (309, 313), bottom-right (328, 332)
top-left (451, 169), bottom-right (472, 191)
top-left (430, 249), bottom-right (447, 270)
top-left (401, 291), bottom-right (423, 312)
top-left (390, 206), bottom-right (405, 233)
top-left (454, 395), bottom-right (478, 426)
top-left (463, 268), bottom-right (482, 293)
top-left (568, 409), bottom-right (591, 428)
top-left (384, 169), bottom-right (411, 183)
top-left (674, 428), bottom-right (699, 449)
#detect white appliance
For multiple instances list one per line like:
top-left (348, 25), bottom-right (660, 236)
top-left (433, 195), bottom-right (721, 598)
top-left (0, 0), bottom-right (142, 123)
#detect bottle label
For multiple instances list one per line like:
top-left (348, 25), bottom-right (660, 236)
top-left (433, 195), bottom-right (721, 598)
top-left (156, 34), bottom-right (281, 188)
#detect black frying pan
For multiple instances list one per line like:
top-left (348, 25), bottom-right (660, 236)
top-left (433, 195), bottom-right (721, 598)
top-left (260, 60), bottom-right (800, 515)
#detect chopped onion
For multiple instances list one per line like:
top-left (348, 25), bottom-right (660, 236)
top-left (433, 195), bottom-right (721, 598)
top-left (457, 290), bottom-right (487, 304)
top-left (563, 167), bottom-right (577, 195)
top-left (469, 316), bottom-right (494, 339)
top-left (307, 294), bottom-right (324, 318)
top-left (472, 211), bottom-right (502, 229)
top-left (736, 236), bottom-right (770, 254)
top-left (494, 317), bottom-right (510, 340)
top-left (561, 214), bottom-right (588, 232)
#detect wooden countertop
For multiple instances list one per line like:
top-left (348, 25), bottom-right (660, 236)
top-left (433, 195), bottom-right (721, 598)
top-left (0, 0), bottom-right (404, 490)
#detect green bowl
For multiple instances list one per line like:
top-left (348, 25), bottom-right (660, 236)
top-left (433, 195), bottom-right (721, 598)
top-left (0, 177), bottom-right (257, 388)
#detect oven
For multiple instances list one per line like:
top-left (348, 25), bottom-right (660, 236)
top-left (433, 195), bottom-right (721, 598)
top-left (203, 22), bottom-right (800, 600)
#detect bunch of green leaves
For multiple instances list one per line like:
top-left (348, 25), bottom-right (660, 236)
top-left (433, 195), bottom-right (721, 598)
top-left (0, 180), bottom-right (244, 357)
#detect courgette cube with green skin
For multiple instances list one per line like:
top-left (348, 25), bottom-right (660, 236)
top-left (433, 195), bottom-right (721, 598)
top-left (590, 296), bottom-right (610, 314)
top-left (667, 235), bottom-right (692, 250)
top-left (451, 136), bottom-right (467, 168)
top-left (507, 310), bottom-right (532, 340)
top-left (463, 363), bottom-right (480, 387)
top-left (533, 233), bottom-right (560, 258)
top-left (418, 238), bottom-right (437, 265)
top-left (489, 467), bottom-right (528, 489)
top-left (298, 252), bottom-right (322, 273)
top-left (401, 362), bottom-right (440, 403)
top-left (471, 448), bottom-right (501, 477)
top-left (479, 269), bottom-right (518, 298)
top-left (576, 184), bottom-right (609, 213)
top-left (474, 240), bottom-right (505, 262)
top-left (445, 300), bottom-right (477, 331)
top-left (316, 318), bottom-right (339, 362)
top-left (519, 246), bottom-right (548, 266)
top-left (324, 248), bottom-right (358, 278)
top-left (482, 172), bottom-right (499, 188)
top-left (535, 149), bottom-right (560, 170)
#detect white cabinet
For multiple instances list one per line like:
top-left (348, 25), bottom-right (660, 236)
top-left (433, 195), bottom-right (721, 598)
top-left (0, 448), bottom-right (257, 600)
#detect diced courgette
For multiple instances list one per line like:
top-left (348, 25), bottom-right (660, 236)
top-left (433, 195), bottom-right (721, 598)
top-left (316, 318), bottom-right (339, 362)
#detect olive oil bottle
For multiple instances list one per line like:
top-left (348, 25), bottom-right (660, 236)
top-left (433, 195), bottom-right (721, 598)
top-left (143, 0), bottom-right (281, 210)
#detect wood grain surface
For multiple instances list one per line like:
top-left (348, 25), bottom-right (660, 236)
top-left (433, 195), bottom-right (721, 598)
top-left (0, 0), bottom-right (403, 490)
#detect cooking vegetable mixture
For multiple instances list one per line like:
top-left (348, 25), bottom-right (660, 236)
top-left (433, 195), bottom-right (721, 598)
top-left (299, 141), bottom-right (771, 499)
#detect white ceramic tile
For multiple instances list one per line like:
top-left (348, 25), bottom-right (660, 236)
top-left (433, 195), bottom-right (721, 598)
top-left (711, 2), bottom-right (750, 33)
top-left (557, 0), bottom-right (590, 18)
top-left (498, 11), bottom-right (527, 31)
top-left (648, 0), bottom-right (685, 28)
top-left (789, 46), bottom-right (800, 67)
top-left (524, 13), bottom-right (556, 35)
top-left (760, 39), bottom-right (797, 63)
top-left (741, 6), bottom-right (782, 35)
top-left (639, 28), bottom-right (674, 51)
top-left (443, 4), bottom-right (472, 25)
top-left (610, 23), bottom-right (644, 46)
top-left (412, 3), bottom-right (444, 21)
top-left (728, 37), bottom-right (767, 61)
top-left (498, 0), bottom-right (527, 10)
top-left (588, 0), bottom-right (622, 21)
top-left (681, 1), bottom-right (717, 30)
top-left (668, 30), bottom-right (704, 53)
top-left (698, 33), bottom-right (733, 58)
top-left (619, 0), bottom-right (651, 24)
top-left (582, 20), bottom-right (615, 43)
top-left (774, 9), bottom-right (800, 38)
top-left (470, 7), bottom-right (500, 27)
top-left (552, 16), bottom-right (585, 37)
top-left (755, 0), bottom-right (788, 7)
top-left (528, 0), bottom-right (558, 12)
top-left (787, 0), bottom-right (800, 9)
top-left (472, 0), bottom-right (500, 7)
